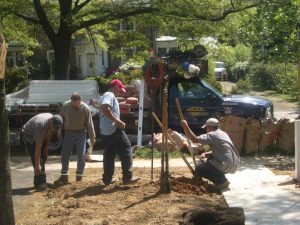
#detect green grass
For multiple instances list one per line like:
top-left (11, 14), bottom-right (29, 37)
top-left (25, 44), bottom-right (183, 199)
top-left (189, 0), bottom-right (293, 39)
top-left (251, 86), bottom-right (298, 103)
top-left (132, 146), bottom-right (191, 159)
top-left (263, 90), bottom-right (298, 102)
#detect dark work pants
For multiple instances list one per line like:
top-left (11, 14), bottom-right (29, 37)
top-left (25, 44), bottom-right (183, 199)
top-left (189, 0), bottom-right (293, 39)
top-left (195, 158), bottom-right (227, 185)
top-left (25, 141), bottom-right (47, 186)
top-left (101, 129), bottom-right (132, 184)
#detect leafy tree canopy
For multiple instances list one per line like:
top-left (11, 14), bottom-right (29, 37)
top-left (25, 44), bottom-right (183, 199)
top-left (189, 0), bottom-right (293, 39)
top-left (238, 0), bottom-right (300, 63)
top-left (0, 0), bottom-right (277, 79)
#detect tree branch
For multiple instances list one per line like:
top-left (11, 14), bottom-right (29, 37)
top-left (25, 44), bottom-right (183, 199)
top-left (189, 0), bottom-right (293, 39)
top-left (33, 0), bottom-right (56, 43)
top-left (74, 0), bottom-right (80, 8)
top-left (72, 0), bottom-right (92, 14)
top-left (71, 7), bottom-right (157, 32)
top-left (169, 3), bottom-right (260, 22)
top-left (14, 13), bottom-right (41, 24)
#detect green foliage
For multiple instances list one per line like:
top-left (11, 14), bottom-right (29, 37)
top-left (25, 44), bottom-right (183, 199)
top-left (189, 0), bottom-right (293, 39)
top-left (272, 64), bottom-right (298, 101)
top-left (231, 61), bottom-right (250, 81)
top-left (85, 76), bottom-right (110, 94)
top-left (132, 146), bottom-right (188, 159)
top-left (215, 44), bottom-right (252, 80)
top-left (133, 147), bottom-right (161, 159)
top-left (239, 0), bottom-right (300, 63)
top-left (85, 60), bottom-right (143, 93)
top-left (230, 79), bottom-right (252, 95)
top-left (5, 67), bottom-right (29, 94)
top-left (203, 76), bottom-right (222, 92)
top-left (248, 62), bottom-right (298, 100)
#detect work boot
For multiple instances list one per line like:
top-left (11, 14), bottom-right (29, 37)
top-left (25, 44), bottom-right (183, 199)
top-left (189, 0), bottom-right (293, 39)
top-left (40, 173), bottom-right (46, 184)
top-left (34, 174), bottom-right (48, 190)
top-left (103, 178), bottom-right (118, 186)
top-left (123, 177), bottom-right (141, 185)
top-left (213, 181), bottom-right (230, 191)
top-left (54, 175), bottom-right (69, 186)
top-left (76, 175), bottom-right (83, 182)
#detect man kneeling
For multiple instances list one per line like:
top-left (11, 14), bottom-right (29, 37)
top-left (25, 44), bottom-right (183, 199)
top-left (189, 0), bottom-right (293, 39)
top-left (180, 118), bottom-right (240, 191)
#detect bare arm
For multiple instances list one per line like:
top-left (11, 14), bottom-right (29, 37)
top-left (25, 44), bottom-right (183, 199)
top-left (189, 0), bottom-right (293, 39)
top-left (34, 143), bottom-right (42, 175)
top-left (85, 110), bottom-right (96, 145)
top-left (180, 120), bottom-right (200, 143)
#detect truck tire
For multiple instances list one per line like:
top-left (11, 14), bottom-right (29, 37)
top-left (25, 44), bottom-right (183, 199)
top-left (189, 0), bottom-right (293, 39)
top-left (48, 132), bottom-right (63, 154)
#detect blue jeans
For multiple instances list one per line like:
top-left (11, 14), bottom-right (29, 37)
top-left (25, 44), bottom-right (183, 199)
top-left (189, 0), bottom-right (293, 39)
top-left (25, 141), bottom-right (47, 186)
top-left (195, 158), bottom-right (227, 185)
top-left (61, 129), bottom-right (86, 177)
top-left (101, 128), bottom-right (132, 184)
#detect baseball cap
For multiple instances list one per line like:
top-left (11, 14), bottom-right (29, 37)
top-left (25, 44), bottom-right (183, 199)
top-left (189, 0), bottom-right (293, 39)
top-left (51, 115), bottom-right (63, 132)
top-left (202, 118), bottom-right (219, 128)
top-left (110, 79), bottom-right (126, 93)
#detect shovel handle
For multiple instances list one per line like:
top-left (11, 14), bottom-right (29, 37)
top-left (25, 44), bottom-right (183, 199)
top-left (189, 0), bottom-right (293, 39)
top-left (175, 98), bottom-right (184, 120)
top-left (152, 112), bottom-right (195, 175)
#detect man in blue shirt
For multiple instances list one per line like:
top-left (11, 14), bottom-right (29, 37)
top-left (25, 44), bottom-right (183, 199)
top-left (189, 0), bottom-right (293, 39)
top-left (92, 79), bottom-right (140, 185)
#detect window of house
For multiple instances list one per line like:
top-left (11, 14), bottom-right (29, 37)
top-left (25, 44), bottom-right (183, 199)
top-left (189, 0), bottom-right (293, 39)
top-left (77, 52), bottom-right (82, 68)
top-left (101, 51), bottom-right (105, 65)
top-left (169, 47), bottom-right (178, 52)
top-left (6, 51), bottom-right (14, 67)
top-left (157, 48), bottom-right (167, 57)
top-left (16, 51), bottom-right (25, 66)
top-left (121, 47), bottom-right (136, 59)
top-left (47, 50), bottom-right (55, 77)
top-left (120, 19), bottom-right (135, 31)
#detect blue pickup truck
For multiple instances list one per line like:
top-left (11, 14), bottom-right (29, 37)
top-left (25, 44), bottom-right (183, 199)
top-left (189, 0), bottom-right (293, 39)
top-left (166, 76), bottom-right (273, 134)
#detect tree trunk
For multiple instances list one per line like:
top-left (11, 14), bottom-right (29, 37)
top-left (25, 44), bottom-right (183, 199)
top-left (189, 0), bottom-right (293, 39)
top-left (53, 35), bottom-right (72, 80)
top-left (0, 79), bottom-right (15, 225)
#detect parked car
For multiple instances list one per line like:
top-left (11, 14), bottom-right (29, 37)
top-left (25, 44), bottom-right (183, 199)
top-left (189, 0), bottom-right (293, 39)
top-left (215, 61), bottom-right (227, 81)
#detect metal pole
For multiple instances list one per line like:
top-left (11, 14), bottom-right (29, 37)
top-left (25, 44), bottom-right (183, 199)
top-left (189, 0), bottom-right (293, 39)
top-left (137, 80), bottom-right (145, 147)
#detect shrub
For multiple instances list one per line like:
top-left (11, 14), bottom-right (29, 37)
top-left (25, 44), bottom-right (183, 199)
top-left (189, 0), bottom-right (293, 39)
top-left (230, 79), bottom-right (252, 95)
top-left (232, 61), bottom-right (250, 81)
top-left (248, 62), bottom-right (297, 100)
top-left (85, 76), bottom-right (109, 94)
top-left (5, 67), bottom-right (29, 94)
top-left (203, 76), bottom-right (222, 92)
top-left (273, 64), bottom-right (297, 100)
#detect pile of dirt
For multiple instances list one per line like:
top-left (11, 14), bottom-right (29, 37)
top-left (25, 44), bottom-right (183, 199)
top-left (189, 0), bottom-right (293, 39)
top-left (17, 167), bottom-right (229, 225)
top-left (171, 176), bottom-right (213, 195)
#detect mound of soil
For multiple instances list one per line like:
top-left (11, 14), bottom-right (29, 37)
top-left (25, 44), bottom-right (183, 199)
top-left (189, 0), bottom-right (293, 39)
top-left (17, 167), bottom-right (229, 225)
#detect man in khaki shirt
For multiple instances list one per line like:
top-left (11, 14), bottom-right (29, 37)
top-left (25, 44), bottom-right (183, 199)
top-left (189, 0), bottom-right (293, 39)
top-left (54, 92), bottom-right (95, 185)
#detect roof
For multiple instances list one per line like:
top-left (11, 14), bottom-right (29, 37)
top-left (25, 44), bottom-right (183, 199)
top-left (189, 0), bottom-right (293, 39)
top-left (156, 36), bottom-right (177, 42)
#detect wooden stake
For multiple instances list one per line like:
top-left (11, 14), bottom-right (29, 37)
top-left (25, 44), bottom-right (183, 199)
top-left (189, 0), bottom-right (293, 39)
top-left (175, 98), bottom-right (197, 167)
top-left (159, 88), bottom-right (171, 193)
top-left (152, 112), bottom-right (195, 175)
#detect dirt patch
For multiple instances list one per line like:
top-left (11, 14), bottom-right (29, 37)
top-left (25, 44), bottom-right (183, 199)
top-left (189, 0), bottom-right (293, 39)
top-left (265, 162), bottom-right (295, 177)
top-left (17, 167), bottom-right (229, 225)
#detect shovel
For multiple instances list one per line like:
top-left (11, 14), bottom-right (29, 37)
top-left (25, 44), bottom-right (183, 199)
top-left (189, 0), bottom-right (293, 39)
top-left (175, 98), bottom-right (197, 168)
